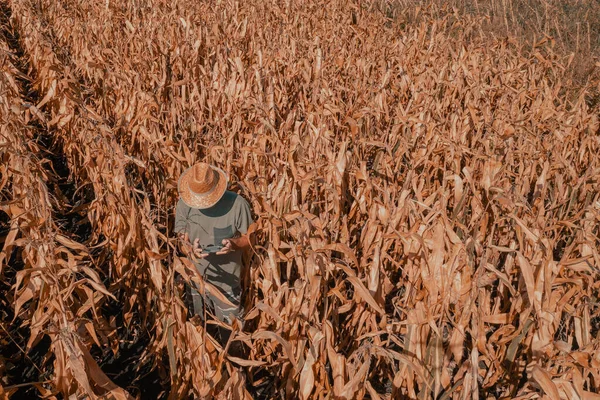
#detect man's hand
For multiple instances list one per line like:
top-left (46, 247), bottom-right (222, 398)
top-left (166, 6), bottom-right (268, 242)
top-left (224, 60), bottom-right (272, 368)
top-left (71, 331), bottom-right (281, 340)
top-left (216, 235), bottom-right (250, 255)
top-left (192, 238), bottom-right (209, 259)
top-left (177, 233), bottom-right (208, 259)
top-left (215, 239), bottom-right (234, 255)
top-left (177, 232), bottom-right (194, 257)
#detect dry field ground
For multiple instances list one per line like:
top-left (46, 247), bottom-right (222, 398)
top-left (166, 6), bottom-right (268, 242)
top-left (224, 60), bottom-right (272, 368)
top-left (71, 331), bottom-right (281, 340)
top-left (1, 0), bottom-right (599, 399)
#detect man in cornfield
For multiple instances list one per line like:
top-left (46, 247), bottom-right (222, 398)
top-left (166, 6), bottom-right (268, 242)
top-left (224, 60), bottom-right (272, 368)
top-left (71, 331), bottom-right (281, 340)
top-left (174, 162), bottom-right (253, 338)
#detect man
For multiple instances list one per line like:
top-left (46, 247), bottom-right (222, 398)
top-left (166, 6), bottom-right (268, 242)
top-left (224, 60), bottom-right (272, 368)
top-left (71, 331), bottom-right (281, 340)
top-left (174, 162), bottom-right (253, 327)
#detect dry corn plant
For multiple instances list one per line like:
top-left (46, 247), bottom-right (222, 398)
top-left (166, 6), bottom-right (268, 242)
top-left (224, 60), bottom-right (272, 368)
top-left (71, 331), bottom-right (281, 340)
top-left (0, 29), bottom-right (134, 398)
top-left (2, 0), bottom-right (600, 399)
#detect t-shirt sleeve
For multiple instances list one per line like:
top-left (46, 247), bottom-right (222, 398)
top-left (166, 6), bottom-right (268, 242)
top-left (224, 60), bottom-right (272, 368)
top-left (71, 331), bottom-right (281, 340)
top-left (235, 195), bottom-right (253, 235)
top-left (174, 199), bottom-right (189, 234)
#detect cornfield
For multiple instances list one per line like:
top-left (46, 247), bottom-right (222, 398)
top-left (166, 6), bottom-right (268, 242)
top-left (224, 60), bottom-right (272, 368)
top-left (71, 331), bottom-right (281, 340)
top-left (1, 0), bottom-right (599, 398)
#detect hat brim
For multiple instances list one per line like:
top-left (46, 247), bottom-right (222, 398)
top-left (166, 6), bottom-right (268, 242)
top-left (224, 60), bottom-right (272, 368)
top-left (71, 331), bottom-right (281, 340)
top-left (178, 166), bottom-right (228, 209)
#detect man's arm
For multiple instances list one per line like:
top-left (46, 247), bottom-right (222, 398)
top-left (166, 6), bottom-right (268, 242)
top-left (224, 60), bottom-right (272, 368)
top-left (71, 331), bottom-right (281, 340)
top-left (217, 234), bottom-right (250, 255)
top-left (230, 235), bottom-right (250, 250)
top-left (174, 200), bottom-right (208, 258)
top-left (176, 232), bottom-right (208, 259)
top-left (216, 195), bottom-right (253, 255)
top-left (176, 232), bottom-right (193, 257)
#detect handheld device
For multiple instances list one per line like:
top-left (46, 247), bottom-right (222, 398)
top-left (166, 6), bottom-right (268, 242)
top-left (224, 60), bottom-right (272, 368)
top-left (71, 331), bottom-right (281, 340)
top-left (202, 244), bottom-right (224, 254)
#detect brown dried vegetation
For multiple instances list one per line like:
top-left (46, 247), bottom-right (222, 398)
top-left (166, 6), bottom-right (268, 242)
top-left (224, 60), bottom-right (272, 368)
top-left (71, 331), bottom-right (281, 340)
top-left (1, 0), bottom-right (600, 399)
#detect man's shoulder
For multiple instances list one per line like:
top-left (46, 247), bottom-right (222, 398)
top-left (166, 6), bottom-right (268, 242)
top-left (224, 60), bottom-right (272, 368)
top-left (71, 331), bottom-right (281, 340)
top-left (177, 198), bottom-right (190, 209)
top-left (230, 191), bottom-right (250, 208)
top-left (223, 191), bottom-right (246, 203)
top-left (222, 190), bottom-right (238, 200)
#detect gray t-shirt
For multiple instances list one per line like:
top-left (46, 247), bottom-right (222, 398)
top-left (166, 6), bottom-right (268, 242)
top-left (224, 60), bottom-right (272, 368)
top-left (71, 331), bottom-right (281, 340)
top-left (174, 191), bottom-right (253, 309)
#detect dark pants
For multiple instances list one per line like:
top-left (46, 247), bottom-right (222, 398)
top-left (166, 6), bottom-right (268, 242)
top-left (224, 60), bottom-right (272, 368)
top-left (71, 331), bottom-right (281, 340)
top-left (185, 283), bottom-right (244, 349)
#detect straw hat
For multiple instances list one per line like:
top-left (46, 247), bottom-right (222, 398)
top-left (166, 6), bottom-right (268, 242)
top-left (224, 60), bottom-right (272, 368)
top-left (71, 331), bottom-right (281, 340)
top-left (178, 163), bottom-right (228, 209)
